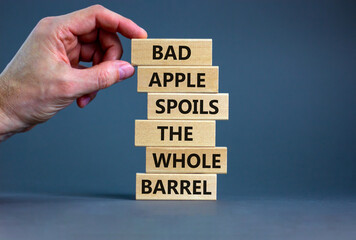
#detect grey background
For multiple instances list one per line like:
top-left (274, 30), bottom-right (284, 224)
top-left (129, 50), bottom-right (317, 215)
top-left (1, 0), bottom-right (356, 198)
top-left (1, 1), bottom-right (356, 239)
top-left (1, 194), bottom-right (356, 240)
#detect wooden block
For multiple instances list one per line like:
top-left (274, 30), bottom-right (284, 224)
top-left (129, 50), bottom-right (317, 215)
top-left (147, 93), bottom-right (229, 120)
top-left (136, 173), bottom-right (217, 200)
top-left (135, 120), bottom-right (215, 147)
top-left (146, 147), bottom-right (227, 174)
top-left (131, 39), bottom-right (212, 66)
top-left (137, 66), bottom-right (219, 93)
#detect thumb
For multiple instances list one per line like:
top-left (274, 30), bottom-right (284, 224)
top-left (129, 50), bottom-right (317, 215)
top-left (71, 60), bottom-right (135, 96)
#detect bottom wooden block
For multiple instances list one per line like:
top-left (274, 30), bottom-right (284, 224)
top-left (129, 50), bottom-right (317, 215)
top-left (136, 173), bottom-right (217, 200)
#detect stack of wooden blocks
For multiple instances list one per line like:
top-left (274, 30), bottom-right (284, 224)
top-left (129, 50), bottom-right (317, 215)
top-left (132, 39), bottom-right (229, 200)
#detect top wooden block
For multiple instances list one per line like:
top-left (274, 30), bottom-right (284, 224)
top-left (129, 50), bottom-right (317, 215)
top-left (131, 39), bottom-right (212, 66)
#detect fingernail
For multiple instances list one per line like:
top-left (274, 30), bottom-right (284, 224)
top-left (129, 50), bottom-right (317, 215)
top-left (89, 91), bottom-right (98, 100)
top-left (140, 27), bottom-right (148, 38)
top-left (119, 64), bottom-right (135, 80)
top-left (82, 96), bottom-right (91, 107)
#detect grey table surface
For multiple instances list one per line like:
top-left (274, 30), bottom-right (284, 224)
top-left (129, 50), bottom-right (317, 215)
top-left (0, 193), bottom-right (355, 240)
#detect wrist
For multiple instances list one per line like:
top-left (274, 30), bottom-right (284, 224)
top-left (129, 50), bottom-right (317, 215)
top-left (0, 73), bottom-right (19, 142)
top-left (0, 106), bottom-right (15, 142)
top-left (0, 72), bottom-right (37, 142)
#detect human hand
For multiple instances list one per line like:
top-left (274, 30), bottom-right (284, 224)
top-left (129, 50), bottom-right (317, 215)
top-left (0, 5), bottom-right (147, 141)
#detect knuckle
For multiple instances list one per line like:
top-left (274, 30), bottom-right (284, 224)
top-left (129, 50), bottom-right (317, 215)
top-left (38, 17), bottom-right (55, 26)
top-left (91, 4), bottom-right (105, 12)
top-left (55, 69), bottom-right (77, 98)
top-left (35, 17), bottom-right (58, 37)
top-left (58, 80), bottom-right (76, 98)
top-left (97, 69), bottom-right (111, 89)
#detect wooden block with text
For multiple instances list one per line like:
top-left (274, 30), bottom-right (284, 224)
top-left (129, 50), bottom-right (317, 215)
top-left (135, 120), bottom-right (215, 147)
top-left (137, 66), bottom-right (219, 93)
top-left (146, 147), bottom-right (227, 174)
top-left (147, 93), bottom-right (229, 120)
top-left (136, 173), bottom-right (217, 200)
top-left (131, 39), bottom-right (212, 66)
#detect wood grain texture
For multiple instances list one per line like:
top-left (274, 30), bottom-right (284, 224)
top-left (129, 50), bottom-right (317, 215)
top-left (146, 147), bottom-right (227, 174)
top-left (137, 66), bottom-right (218, 93)
top-left (147, 93), bottom-right (229, 120)
top-left (135, 120), bottom-right (215, 147)
top-left (136, 173), bottom-right (217, 200)
top-left (131, 39), bottom-right (212, 66)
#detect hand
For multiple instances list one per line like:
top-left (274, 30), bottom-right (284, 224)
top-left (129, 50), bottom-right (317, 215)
top-left (0, 5), bottom-right (147, 141)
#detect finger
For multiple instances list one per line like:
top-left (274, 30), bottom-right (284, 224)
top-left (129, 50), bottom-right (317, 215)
top-left (92, 47), bottom-right (104, 65)
top-left (65, 5), bottom-right (147, 39)
top-left (99, 29), bottom-right (123, 61)
top-left (70, 60), bottom-right (135, 96)
top-left (78, 29), bottom-right (98, 43)
top-left (77, 91), bottom-right (98, 108)
top-left (67, 43), bottom-right (81, 67)
top-left (80, 31), bottom-right (122, 63)
top-left (79, 43), bottom-right (97, 62)
top-left (79, 42), bottom-right (104, 64)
